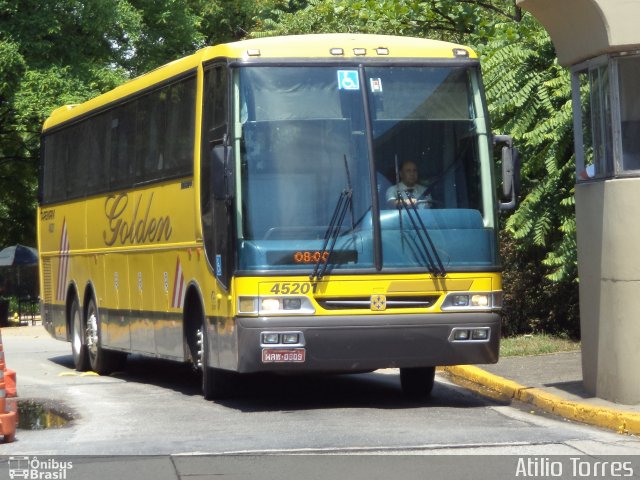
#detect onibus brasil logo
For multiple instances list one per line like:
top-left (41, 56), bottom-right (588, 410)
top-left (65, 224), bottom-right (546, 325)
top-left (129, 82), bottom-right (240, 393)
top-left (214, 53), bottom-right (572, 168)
top-left (8, 457), bottom-right (73, 479)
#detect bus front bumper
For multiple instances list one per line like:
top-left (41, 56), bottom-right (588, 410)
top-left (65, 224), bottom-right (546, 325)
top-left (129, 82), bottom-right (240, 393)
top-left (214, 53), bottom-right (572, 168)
top-left (234, 312), bottom-right (500, 374)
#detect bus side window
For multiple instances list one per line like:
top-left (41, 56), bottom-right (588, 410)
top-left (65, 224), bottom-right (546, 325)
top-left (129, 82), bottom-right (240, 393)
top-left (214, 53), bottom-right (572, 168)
top-left (110, 103), bottom-right (136, 190)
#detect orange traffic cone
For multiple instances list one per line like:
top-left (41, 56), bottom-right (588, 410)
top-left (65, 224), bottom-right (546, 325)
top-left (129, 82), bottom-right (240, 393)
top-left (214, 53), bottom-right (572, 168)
top-left (0, 329), bottom-right (17, 442)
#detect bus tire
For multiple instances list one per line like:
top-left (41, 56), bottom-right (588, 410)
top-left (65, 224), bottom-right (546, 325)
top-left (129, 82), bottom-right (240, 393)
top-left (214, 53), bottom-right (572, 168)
top-left (400, 366), bottom-right (436, 398)
top-left (85, 298), bottom-right (126, 375)
top-left (200, 319), bottom-right (235, 400)
top-left (70, 297), bottom-right (90, 371)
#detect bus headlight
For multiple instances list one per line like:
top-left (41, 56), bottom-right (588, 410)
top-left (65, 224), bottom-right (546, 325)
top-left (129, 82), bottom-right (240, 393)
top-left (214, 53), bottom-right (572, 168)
top-left (282, 298), bottom-right (302, 310)
top-left (471, 294), bottom-right (489, 307)
top-left (238, 296), bottom-right (315, 316)
top-left (451, 294), bottom-right (469, 307)
top-left (261, 298), bottom-right (281, 312)
top-left (441, 292), bottom-right (501, 311)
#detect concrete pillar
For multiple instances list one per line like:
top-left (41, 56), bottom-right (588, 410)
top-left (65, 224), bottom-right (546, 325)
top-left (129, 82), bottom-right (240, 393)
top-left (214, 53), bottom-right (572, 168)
top-left (576, 179), bottom-right (640, 403)
top-left (518, 0), bottom-right (640, 403)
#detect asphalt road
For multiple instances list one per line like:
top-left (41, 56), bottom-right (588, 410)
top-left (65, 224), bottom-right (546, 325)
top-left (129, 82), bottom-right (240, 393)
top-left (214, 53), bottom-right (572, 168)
top-left (2, 325), bottom-right (640, 459)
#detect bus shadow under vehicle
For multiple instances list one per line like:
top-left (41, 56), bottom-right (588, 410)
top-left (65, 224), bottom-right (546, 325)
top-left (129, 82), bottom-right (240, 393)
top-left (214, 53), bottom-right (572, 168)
top-left (49, 353), bottom-right (511, 412)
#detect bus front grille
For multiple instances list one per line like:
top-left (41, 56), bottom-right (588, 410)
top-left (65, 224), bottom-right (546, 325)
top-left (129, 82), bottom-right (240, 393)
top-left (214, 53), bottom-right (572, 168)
top-left (316, 296), bottom-right (439, 310)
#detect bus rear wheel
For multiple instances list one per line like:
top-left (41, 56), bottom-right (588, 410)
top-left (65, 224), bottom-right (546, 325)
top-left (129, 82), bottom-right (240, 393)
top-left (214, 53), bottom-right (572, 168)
top-left (70, 298), bottom-right (90, 371)
top-left (400, 366), bottom-right (436, 398)
top-left (85, 298), bottom-right (126, 375)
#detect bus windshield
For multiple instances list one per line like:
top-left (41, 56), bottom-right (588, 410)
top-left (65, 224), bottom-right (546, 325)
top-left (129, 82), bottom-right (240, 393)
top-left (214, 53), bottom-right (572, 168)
top-left (233, 65), bottom-right (497, 273)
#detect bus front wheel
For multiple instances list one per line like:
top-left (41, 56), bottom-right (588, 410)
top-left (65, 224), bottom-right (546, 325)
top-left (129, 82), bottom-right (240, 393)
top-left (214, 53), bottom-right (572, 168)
top-left (400, 366), bottom-right (436, 398)
top-left (199, 322), bottom-right (235, 400)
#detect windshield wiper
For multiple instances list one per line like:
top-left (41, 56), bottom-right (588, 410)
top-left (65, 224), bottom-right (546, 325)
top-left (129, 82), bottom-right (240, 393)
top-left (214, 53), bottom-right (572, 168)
top-left (310, 155), bottom-right (353, 281)
top-left (396, 190), bottom-right (446, 276)
top-left (393, 156), bottom-right (446, 277)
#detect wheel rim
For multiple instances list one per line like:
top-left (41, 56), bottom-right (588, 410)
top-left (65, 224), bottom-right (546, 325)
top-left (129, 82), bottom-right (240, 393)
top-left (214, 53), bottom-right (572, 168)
top-left (86, 308), bottom-right (99, 362)
top-left (72, 307), bottom-right (83, 356)
top-left (196, 327), bottom-right (204, 369)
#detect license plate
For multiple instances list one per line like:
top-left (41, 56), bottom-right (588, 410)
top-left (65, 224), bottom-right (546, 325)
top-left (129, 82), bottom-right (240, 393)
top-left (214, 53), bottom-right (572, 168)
top-left (262, 348), bottom-right (306, 363)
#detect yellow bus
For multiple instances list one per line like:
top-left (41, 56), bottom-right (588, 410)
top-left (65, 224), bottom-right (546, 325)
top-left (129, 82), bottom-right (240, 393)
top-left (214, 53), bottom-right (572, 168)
top-left (38, 34), bottom-right (518, 399)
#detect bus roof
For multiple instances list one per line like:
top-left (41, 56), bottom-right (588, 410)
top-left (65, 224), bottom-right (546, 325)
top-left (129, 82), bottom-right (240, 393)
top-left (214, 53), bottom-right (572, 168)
top-left (42, 33), bottom-right (477, 131)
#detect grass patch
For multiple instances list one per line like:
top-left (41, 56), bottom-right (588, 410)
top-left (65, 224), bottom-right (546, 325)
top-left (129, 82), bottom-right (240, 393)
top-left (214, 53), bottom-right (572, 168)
top-left (500, 334), bottom-right (580, 357)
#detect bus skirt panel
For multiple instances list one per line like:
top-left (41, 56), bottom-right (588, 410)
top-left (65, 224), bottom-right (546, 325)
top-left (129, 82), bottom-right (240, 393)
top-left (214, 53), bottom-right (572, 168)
top-left (235, 313), bottom-right (500, 373)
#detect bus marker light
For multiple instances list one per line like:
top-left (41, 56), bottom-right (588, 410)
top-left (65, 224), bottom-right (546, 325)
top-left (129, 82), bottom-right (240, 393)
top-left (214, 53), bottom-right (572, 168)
top-left (238, 297), bottom-right (258, 313)
top-left (453, 48), bottom-right (469, 57)
top-left (330, 48), bottom-right (344, 56)
top-left (353, 48), bottom-right (367, 56)
top-left (376, 47), bottom-right (389, 55)
top-left (246, 49), bottom-right (261, 57)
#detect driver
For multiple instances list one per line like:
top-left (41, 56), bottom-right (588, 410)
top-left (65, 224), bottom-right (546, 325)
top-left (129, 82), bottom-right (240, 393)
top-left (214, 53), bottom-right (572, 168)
top-left (385, 160), bottom-right (432, 207)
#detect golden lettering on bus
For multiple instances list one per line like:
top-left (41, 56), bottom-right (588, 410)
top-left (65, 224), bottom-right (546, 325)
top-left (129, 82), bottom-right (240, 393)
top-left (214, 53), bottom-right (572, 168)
top-left (103, 193), bottom-right (172, 246)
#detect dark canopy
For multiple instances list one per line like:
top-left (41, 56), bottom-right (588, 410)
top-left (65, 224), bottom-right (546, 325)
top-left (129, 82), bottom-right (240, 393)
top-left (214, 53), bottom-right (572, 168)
top-left (0, 245), bottom-right (38, 267)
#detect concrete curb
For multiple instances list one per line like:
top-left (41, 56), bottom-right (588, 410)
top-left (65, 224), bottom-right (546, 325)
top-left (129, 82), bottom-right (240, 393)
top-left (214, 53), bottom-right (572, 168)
top-left (443, 365), bottom-right (640, 435)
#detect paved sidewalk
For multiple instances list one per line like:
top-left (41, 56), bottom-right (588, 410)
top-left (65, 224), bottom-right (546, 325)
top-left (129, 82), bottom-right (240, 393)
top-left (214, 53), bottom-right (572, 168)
top-left (444, 351), bottom-right (640, 435)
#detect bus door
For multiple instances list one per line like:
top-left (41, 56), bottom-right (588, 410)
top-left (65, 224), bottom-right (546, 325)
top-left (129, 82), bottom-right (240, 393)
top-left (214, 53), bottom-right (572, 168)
top-left (202, 63), bottom-right (236, 370)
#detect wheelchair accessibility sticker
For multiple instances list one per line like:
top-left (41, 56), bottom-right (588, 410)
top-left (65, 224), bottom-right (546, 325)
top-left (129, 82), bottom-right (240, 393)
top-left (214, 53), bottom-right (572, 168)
top-left (337, 70), bottom-right (360, 90)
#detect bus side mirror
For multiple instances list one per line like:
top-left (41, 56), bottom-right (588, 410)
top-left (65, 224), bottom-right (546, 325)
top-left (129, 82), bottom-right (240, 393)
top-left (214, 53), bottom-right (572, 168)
top-left (495, 135), bottom-right (521, 211)
top-left (211, 144), bottom-right (234, 201)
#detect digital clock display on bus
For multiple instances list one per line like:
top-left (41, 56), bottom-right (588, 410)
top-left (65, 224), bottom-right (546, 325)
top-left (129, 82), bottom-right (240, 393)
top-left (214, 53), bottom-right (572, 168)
top-left (266, 250), bottom-right (358, 265)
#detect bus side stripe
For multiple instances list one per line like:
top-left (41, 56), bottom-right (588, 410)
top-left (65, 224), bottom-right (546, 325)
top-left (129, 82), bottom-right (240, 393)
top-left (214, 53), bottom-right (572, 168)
top-left (172, 257), bottom-right (185, 309)
top-left (57, 219), bottom-right (70, 302)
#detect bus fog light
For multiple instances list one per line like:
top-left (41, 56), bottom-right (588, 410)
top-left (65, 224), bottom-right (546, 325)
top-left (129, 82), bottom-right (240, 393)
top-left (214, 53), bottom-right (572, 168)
top-left (471, 294), bottom-right (489, 307)
top-left (283, 298), bottom-right (302, 310)
top-left (261, 298), bottom-right (281, 312)
top-left (262, 333), bottom-right (280, 344)
top-left (282, 333), bottom-right (299, 344)
top-left (451, 294), bottom-right (469, 307)
top-left (453, 329), bottom-right (470, 341)
top-left (472, 328), bottom-right (489, 340)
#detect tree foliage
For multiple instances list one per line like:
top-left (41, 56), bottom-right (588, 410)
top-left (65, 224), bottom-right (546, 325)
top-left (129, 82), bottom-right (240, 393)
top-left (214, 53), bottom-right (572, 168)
top-left (0, 0), bottom-right (267, 247)
top-left (255, 0), bottom-right (522, 41)
top-left (480, 19), bottom-right (578, 335)
top-left (481, 19), bottom-right (577, 283)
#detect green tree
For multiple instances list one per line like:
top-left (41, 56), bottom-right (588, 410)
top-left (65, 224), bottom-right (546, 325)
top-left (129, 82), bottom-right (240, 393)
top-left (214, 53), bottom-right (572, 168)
top-left (255, 0), bottom-right (521, 40)
top-left (0, 0), bottom-right (144, 246)
top-left (0, 0), bottom-right (266, 247)
top-left (480, 19), bottom-right (578, 335)
top-left (481, 19), bottom-right (576, 284)
top-left (0, 39), bottom-right (31, 245)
